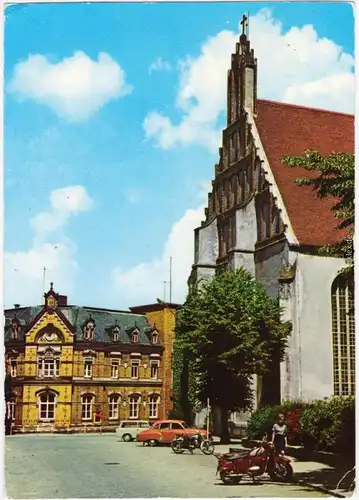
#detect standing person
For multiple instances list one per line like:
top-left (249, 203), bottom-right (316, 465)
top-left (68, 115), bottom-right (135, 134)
top-left (272, 413), bottom-right (287, 455)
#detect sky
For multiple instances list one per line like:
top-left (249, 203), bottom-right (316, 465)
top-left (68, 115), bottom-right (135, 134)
top-left (3, 1), bottom-right (355, 310)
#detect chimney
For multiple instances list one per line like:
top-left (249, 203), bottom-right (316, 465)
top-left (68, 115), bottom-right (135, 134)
top-left (58, 295), bottom-right (68, 306)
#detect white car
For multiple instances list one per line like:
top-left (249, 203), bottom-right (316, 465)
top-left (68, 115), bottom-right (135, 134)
top-left (116, 420), bottom-right (151, 442)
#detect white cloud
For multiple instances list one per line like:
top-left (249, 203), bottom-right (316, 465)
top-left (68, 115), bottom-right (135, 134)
top-left (9, 51), bottom-right (133, 121)
top-left (112, 187), bottom-right (207, 307)
top-left (144, 8), bottom-right (354, 152)
top-left (31, 185), bottom-right (93, 239)
top-left (4, 186), bottom-right (93, 308)
top-left (149, 57), bottom-right (172, 74)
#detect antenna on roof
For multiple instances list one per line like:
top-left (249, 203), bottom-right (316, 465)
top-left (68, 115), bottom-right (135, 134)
top-left (160, 280), bottom-right (168, 302)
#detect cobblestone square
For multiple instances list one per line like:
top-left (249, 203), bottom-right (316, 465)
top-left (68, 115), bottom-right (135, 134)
top-left (5, 435), bottom-right (329, 498)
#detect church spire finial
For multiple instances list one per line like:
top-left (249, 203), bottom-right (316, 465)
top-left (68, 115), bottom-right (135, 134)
top-left (240, 14), bottom-right (248, 37)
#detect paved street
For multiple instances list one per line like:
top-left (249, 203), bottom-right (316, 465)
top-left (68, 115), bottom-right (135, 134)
top-left (5, 434), bottom-right (329, 498)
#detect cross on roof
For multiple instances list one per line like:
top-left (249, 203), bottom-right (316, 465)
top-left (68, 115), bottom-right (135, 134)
top-left (240, 14), bottom-right (248, 35)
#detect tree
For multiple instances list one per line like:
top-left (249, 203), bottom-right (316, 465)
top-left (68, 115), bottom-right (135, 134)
top-left (283, 150), bottom-right (354, 275)
top-left (175, 268), bottom-right (292, 443)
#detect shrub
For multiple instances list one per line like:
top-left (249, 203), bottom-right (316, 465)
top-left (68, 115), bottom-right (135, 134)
top-left (300, 396), bottom-right (355, 456)
top-left (247, 400), bottom-right (308, 444)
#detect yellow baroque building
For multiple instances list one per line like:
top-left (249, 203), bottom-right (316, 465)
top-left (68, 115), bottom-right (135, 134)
top-left (4, 284), bottom-right (179, 433)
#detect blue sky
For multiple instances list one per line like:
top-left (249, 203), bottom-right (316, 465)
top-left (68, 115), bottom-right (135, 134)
top-left (4, 2), bottom-right (354, 310)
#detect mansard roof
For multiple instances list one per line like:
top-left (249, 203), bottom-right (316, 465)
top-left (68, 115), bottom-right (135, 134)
top-left (254, 99), bottom-right (354, 247)
top-left (4, 304), bottom-right (161, 347)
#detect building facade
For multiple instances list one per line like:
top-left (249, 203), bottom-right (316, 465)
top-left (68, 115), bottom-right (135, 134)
top-left (4, 284), bottom-right (178, 433)
top-left (189, 18), bottom-right (355, 406)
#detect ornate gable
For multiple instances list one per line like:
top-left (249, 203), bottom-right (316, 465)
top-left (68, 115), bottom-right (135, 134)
top-left (25, 284), bottom-right (75, 342)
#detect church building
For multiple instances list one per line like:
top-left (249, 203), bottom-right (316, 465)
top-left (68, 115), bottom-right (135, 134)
top-left (4, 284), bottom-right (178, 433)
top-left (188, 17), bottom-right (355, 406)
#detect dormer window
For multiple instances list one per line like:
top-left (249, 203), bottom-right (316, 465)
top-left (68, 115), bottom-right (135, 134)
top-left (151, 331), bottom-right (159, 345)
top-left (132, 329), bottom-right (139, 343)
top-left (113, 327), bottom-right (120, 342)
top-left (11, 321), bottom-right (19, 340)
top-left (83, 320), bottom-right (95, 340)
top-left (9, 358), bottom-right (17, 378)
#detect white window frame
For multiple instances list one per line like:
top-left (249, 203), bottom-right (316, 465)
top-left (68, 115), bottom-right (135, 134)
top-left (38, 392), bottom-right (56, 422)
top-left (111, 359), bottom-right (119, 379)
top-left (150, 361), bottom-right (159, 380)
top-left (7, 401), bottom-right (16, 420)
top-left (152, 333), bottom-right (158, 344)
top-left (131, 360), bottom-right (139, 379)
top-left (10, 358), bottom-right (17, 378)
top-left (11, 324), bottom-right (18, 340)
top-left (149, 395), bottom-right (159, 419)
top-left (81, 394), bottom-right (95, 421)
top-left (84, 358), bottom-right (93, 378)
top-left (129, 395), bottom-right (140, 419)
top-left (37, 354), bottom-right (60, 378)
top-left (83, 322), bottom-right (95, 340)
top-left (113, 327), bottom-right (120, 342)
top-left (108, 394), bottom-right (120, 420)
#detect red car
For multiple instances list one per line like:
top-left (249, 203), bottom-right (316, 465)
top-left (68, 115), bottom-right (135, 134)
top-left (137, 419), bottom-right (208, 446)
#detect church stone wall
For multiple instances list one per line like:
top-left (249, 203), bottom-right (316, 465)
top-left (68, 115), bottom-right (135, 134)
top-left (295, 253), bottom-right (344, 400)
top-left (195, 219), bottom-right (218, 267)
top-left (255, 239), bottom-right (287, 298)
top-left (234, 198), bottom-right (257, 251)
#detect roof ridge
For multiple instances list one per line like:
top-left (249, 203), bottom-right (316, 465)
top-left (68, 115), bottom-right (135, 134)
top-left (63, 305), bottom-right (146, 315)
top-left (257, 99), bottom-right (354, 118)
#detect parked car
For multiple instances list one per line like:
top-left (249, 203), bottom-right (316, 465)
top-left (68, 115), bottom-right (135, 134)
top-left (116, 420), bottom-right (151, 442)
top-left (137, 419), bottom-right (209, 446)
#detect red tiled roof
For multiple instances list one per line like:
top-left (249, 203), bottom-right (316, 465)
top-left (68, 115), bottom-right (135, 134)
top-left (254, 99), bottom-right (354, 247)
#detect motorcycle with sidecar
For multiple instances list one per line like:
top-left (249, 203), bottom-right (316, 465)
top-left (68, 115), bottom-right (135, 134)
top-left (215, 440), bottom-right (293, 484)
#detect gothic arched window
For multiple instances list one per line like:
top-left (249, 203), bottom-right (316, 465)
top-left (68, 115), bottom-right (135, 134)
top-left (239, 170), bottom-right (244, 203)
top-left (332, 274), bottom-right (355, 396)
top-left (246, 164), bottom-right (252, 194)
top-left (262, 202), bottom-right (270, 239)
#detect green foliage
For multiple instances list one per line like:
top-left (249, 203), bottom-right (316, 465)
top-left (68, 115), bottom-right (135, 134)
top-left (283, 150), bottom-right (354, 274)
top-left (247, 400), bottom-right (307, 443)
top-left (300, 396), bottom-right (355, 455)
top-left (176, 268), bottom-right (292, 415)
top-left (248, 396), bottom-right (355, 456)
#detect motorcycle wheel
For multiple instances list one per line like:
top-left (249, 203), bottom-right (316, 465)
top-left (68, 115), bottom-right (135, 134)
top-left (200, 440), bottom-right (214, 455)
top-left (171, 442), bottom-right (185, 454)
top-left (269, 463), bottom-right (293, 482)
top-left (220, 471), bottom-right (242, 485)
